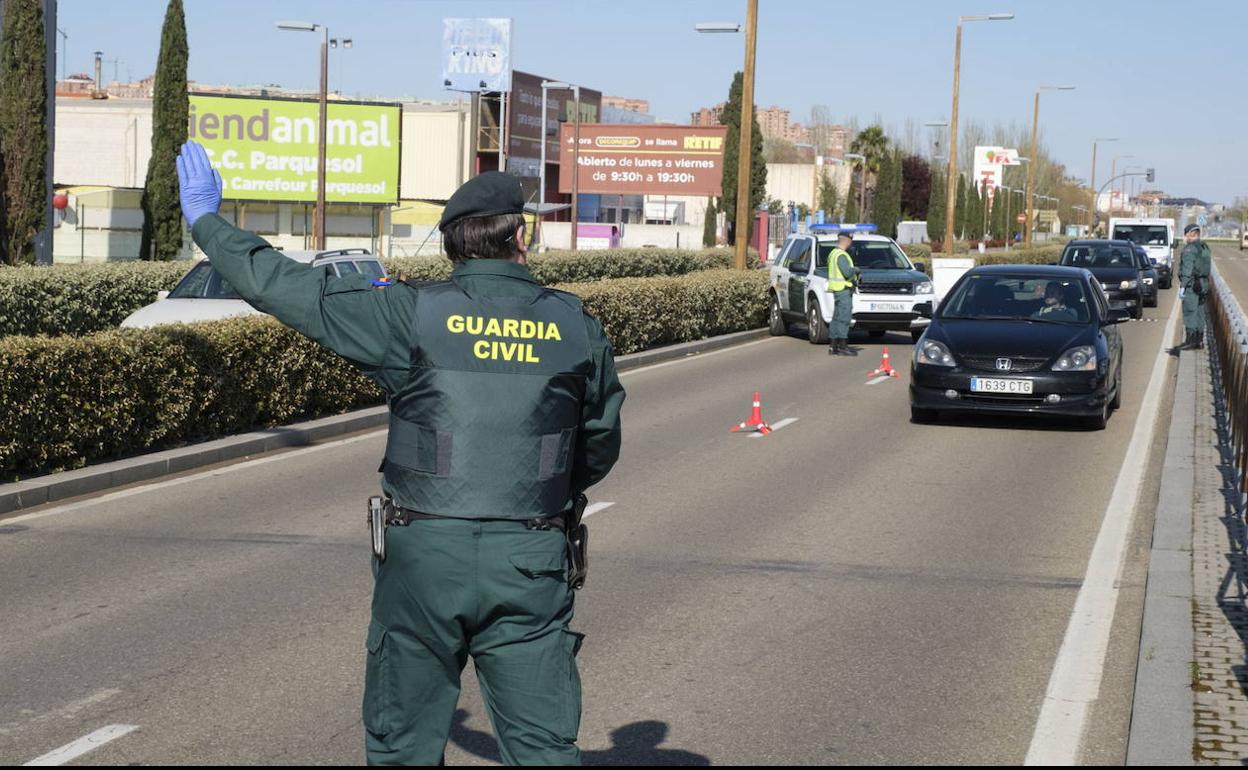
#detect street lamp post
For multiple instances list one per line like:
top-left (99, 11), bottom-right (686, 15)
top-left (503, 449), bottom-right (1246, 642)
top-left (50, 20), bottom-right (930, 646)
top-left (1024, 85), bottom-right (1075, 248)
top-left (943, 12), bottom-right (1014, 253)
top-left (277, 20), bottom-right (344, 250)
top-left (538, 81), bottom-right (581, 250)
top-left (1108, 154), bottom-right (1134, 215)
top-left (1089, 137), bottom-right (1117, 231)
top-left (697, 10), bottom-right (755, 269)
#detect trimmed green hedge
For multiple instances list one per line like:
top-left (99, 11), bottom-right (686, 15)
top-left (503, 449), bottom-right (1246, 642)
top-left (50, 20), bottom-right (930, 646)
top-left (0, 248), bottom-right (738, 338)
top-left (0, 268), bottom-right (768, 477)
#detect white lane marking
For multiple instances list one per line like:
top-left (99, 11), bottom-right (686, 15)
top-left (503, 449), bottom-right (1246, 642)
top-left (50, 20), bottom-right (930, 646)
top-left (747, 417), bottom-right (799, 437)
top-left (865, 374), bottom-right (899, 386)
top-left (583, 502), bottom-right (615, 519)
top-left (0, 689), bottom-right (122, 737)
top-left (1024, 295), bottom-right (1181, 765)
top-left (2, 431), bottom-right (384, 526)
top-left (618, 338), bottom-right (771, 377)
top-left (23, 724), bottom-right (138, 766)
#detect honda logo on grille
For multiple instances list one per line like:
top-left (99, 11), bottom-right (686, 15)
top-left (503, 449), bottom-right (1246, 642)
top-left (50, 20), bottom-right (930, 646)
top-left (996, 358), bottom-right (1012, 371)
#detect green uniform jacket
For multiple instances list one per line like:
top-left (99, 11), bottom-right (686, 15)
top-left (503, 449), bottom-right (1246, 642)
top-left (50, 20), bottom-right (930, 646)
top-left (190, 213), bottom-right (625, 496)
top-left (1179, 240), bottom-right (1212, 291)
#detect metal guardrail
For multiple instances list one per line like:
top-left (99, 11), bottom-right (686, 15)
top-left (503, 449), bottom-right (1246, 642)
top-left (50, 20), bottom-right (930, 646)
top-left (1209, 264), bottom-right (1248, 495)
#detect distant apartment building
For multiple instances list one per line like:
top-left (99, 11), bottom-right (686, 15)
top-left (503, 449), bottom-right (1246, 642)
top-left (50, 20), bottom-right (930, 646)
top-left (691, 103), bottom-right (726, 126)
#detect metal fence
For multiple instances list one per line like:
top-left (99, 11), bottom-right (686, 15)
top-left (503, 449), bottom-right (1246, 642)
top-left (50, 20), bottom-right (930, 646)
top-left (1209, 264), bottom-right (1248, 495)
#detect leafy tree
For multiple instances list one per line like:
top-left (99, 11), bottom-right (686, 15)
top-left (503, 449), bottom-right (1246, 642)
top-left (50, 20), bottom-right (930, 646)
top-left (702, 197), bottom-right (717, 247)
top-left (140, 0), bottom-right (190, 260)
top-left (900, 154), bottom-right (931, 221)
top-left (927, 167), bottom-right (946, 243)
top-left (0, 0), bottom-right (49, 265)
top-left (719, 71), bottom-right (767, 243)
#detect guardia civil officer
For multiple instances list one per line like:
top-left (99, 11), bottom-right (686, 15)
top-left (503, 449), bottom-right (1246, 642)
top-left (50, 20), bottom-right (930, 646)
top-left (176, 142), bottom-right (624, 765)
top-left (826, 230), bottom-right (861, 356)
top-left (1176, 222), bottom-right (1213, 351)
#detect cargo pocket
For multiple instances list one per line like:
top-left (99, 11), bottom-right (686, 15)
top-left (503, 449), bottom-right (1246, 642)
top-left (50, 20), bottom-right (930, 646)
top-left (384, 416), bottom-right (452, 477)
top-left (362, 619), bottom-right (393, 737)
top-left (559, 630), bottom-right (586, 742)
top-left (509, 552), bottom-right (567, 581)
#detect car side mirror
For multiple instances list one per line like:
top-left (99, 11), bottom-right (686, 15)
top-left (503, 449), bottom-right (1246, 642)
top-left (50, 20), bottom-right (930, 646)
top-left (913, 261), bottom-right (926, 274)
top-left (1104, 308), bottom-right (1131, 324)
top-left (1150, 257), bottom-right (1159, 265)
top-left (915, 302), bottom-right (933, 319)
top-left (157, 290), bottom-right (170, 301)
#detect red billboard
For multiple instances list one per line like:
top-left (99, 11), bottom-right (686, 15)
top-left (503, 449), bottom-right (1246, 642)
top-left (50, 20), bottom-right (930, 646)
top-left (557, 124), bottom-right (727, 196)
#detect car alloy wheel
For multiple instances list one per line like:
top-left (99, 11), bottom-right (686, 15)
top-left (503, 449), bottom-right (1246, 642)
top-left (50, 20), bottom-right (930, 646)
top-left (769, 295), bottom-right (788, 336)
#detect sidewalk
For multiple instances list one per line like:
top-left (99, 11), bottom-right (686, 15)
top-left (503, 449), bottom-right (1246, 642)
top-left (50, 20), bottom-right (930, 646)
top-left (1130, 337), bottom-right (1248, 765)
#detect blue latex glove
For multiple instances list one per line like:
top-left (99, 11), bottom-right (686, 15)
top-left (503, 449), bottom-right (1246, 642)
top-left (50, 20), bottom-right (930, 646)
top-left (1179, 287), bottom-right (1186, 299)
top-left (176, 141), bottom-right (223, 226)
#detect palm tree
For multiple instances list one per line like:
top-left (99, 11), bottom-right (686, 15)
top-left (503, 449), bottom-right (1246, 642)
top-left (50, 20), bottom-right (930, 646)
top-left (848, 125), bottom-right (889, 219)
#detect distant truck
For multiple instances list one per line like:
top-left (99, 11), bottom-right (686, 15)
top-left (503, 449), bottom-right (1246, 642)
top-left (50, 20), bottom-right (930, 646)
top-left (1108, 217), bottom-right (1175, 289)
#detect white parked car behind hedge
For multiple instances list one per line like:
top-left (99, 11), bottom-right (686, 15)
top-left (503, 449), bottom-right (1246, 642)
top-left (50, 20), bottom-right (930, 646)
top-left (120, 248), bottom-right (387, 329)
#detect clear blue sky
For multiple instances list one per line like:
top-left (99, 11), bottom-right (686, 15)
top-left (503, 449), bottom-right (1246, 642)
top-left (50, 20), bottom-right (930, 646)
top-left (63, 0), bottom-right (1247, 203)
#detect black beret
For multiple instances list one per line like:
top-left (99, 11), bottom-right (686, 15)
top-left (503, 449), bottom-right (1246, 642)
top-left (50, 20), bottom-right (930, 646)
top-left (438, 171), bottom-right (525, 232)
top-left (1184, 223), bottom-right (1201, 234)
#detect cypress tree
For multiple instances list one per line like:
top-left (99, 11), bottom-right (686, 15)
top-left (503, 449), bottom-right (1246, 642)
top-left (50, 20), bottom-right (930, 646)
top-left (702, 198), bottom-right (717, 247)
top-left (954, 173), bottom-right (968, 240)
top-left (991, 187), bottom-right (1005, 241)
top-left (0, 0), bottom-right (49, 265)
top-left (843, 173), bottom-right (859, 223)
top-left (927, 167), bottom-right (946, 244)
top-left (140, 0), bottom-right (190, 260)
top-left (818, 171), bottom-right (839, 222)
top-left (719, 71), bottom-right (767, 243)
top-left (966, 180), bottom-right (983, 240)
top-left (873, 148), bottom-right (903, 238)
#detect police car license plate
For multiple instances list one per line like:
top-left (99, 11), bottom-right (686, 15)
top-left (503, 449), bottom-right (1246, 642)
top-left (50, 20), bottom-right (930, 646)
top-left (970, 377), bottom-right (1033, 394)
top-left (868, 302), bottom-right (909, 312)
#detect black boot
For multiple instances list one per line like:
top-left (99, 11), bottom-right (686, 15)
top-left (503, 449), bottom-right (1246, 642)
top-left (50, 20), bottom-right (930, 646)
top-left (842, 340), bottom-right (859, 356)
top-left (1195, 330), bottom-right (1205, 349)
top-left (1176, 330), bottom-right (1198, 351)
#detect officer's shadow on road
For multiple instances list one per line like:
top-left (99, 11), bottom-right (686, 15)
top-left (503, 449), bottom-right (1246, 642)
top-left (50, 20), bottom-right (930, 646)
top-left (1205, 338), bottom-right (1248, 698)
top-left (450, 709), bottom-right (711, 766)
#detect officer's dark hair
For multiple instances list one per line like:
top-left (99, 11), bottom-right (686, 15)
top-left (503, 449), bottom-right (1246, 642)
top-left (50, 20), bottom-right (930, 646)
top-left (442, 213), bottom-right (526, 263)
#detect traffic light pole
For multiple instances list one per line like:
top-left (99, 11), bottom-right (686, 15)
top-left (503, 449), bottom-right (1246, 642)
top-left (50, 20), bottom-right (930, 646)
top-left (1092, 169), bottom-right (1152, 230)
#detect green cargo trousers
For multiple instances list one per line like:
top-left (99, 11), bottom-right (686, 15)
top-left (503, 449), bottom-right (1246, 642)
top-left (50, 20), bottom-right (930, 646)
top-left (1182, 287), bottom-right (1207, 333)
top-left (363, 517), bottom-right (583, 766)
top-left (829, 289), bottom-right (853, 339)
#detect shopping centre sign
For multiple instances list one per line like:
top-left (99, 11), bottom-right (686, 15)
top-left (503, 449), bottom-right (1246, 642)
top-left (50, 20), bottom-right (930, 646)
top-left (188, 94), bottom-right (401, 204)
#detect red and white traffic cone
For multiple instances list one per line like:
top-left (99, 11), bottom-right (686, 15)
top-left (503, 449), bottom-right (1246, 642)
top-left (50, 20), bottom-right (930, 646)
top-left (868, 346), bottom-right (900, 379)
top-left (731, 391), bottom-right (773, 435)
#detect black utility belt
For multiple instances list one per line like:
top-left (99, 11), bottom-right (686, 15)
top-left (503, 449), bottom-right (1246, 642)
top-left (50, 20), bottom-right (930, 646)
top-left (386, 504), bottom-right (566, 531)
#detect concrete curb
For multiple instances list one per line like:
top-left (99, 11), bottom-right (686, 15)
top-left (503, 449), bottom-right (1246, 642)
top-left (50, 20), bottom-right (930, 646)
top-left (0, 328), bottom-right (769, 515)
top-left (1126, 343), bottom-right (1196, 765)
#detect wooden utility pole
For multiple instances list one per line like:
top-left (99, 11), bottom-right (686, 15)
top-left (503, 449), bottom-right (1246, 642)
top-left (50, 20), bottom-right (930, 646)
top-left (733, 0), bottom-right (758, 270)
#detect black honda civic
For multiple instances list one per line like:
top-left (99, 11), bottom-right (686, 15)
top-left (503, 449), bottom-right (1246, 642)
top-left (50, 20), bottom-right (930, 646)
top-left (910, 265), bottom-right (1129, 429)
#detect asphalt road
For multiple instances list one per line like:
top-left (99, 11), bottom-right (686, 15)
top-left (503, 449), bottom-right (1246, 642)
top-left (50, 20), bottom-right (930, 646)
top-left (0, 289), bottom-right (1179, 765)
top-left (1214, 242), bottom-right (1248, 308)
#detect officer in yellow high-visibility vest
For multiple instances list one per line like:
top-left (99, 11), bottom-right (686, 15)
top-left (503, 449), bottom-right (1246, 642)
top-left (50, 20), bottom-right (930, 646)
top-left (826, 231), bottom-right (860, 356)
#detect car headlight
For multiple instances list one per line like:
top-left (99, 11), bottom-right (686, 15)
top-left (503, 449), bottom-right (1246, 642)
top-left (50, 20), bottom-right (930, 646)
top-left (1119, 279), bottom-right (1138, 290)
top-left (916, 339), bottom-right (955, 367)
top-left (916, 281), bottom-right (934, 295)
top-left (1142, 277), bottom-right (1154, 285)
top-left (1052, 345), bottom-right (1097, 372)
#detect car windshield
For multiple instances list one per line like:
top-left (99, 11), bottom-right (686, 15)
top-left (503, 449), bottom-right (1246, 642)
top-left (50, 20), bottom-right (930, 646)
top-left (1112, 224), bottom-right (1169, 246)
top-left (816, 240), bottom-right (910, 270)
top-left (940, 275), bottom-right (1091, 324)
top-left (1060, 244), bottom-right (1135, 269)
top-left (167, 262), bottom-right (243, 299)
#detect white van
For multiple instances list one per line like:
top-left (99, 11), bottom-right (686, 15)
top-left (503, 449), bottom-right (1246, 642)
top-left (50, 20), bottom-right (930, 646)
top-left (1108, 217), bottom-right (1175, 289)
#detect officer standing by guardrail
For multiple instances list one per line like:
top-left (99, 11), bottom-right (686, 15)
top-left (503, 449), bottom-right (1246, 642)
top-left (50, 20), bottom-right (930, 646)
top-left (827, 230), bottom-right (861, 356)
top-left (175, 141), bottom-right (624, 766)
top-left (1176, 222), bottom-right (1212, 351)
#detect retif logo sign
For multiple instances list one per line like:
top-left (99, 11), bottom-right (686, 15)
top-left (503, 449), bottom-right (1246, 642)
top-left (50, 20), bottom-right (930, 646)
top-left (188, 94), bottom-right (401, 205)
top-left (972, 145), bottom-right (1021, 201)
top-left (558, 125), bottom-right (728, 196)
